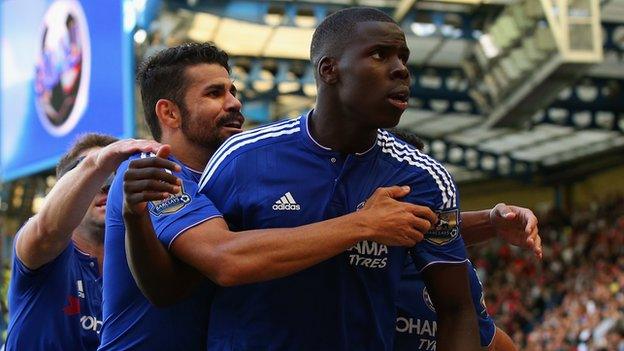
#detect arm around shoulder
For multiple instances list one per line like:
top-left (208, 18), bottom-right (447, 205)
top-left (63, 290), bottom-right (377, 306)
top-left (15, 153), bottom-right (111, 270)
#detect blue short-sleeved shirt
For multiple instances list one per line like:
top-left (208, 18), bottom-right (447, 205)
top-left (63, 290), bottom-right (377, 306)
top-left (6, 230), bottom-right (101, 351)
top-left (98, 154), bottom-right (221, 351)
top-left (394, 259), bottom-right (496, 351)
top-left (197, 112), bottom-right (468, 351)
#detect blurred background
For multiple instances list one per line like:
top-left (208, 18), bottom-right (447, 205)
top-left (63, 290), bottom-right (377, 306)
top-left (1, 0), bottom-right (623, 349)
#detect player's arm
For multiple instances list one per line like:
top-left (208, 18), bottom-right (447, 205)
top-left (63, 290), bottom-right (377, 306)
top-left (124, 153), bottom-right (436, 305)
top-left (122, 147), bottom-right (204, 305)
top-left (15, 139), bottom-right (163, 270)
top-left (423, 263), bottom-right (483, 351)
top-left (172, 190), bottom-right (431, 287)
top-left (460, 204), bottom-right (542, 259)
top-left (490, 327), bottom-right (518, 351)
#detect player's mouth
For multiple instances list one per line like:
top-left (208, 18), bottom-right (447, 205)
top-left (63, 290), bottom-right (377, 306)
top-left (387, 88), bottom-right (410, 111)
top-left (219, 113), bottom-right (245, 134)
top-left (94, 196), bottom-right (107, 209)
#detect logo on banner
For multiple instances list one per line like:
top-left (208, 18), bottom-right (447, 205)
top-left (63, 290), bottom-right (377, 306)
top-left (34, 0), bottom-right (91, 136)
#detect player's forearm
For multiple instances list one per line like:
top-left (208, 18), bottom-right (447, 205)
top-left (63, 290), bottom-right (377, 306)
top-left (436, 306), bottom-right (484, 351)
top-left (424, 263), bottom-right (482, 351)
top-left (37, 155), bottom-right (110, 236)
top-left (205, 212), bottom-right (372, 286)
top-left (124, 212), bottom-right (200, 307)
top-left (16, 154), bottom-right (111, 267)
top-left (460, 210), bottom-right (496, 246)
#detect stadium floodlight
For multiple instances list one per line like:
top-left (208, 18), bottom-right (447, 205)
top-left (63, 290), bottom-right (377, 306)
top-left (230, 66), bottom-right (248, 93)
top-left (419, 69), bottom-right (443, 89)
top-left (411, 22), bottom-right (437, 37)
top-left (301, 65), bottom-right (317, 97)
top-left (454, 101), bottom-right (473, 113)
top-left (478, 34), bottom-right (501, 59)
top-left (430, 99), bottom-right (450, 112)
top-left (448, 146), bottom-right (464, 163)
top-left (133, 29), bottom-right (147, 44)
top-left (249, 62), bottom-right (275, 93)
top-left (480, 154), bottom-right (496, 171)
top-left (464, 148), bottom-right (479, 170)
top-left (275, 62), bottom-right (301, 94)
top-left (497, 156), bottom-right (511, 175)
top-left (575, 82), bottom-right (599, 102)
top-left (595, 111), bottom-right (615, 130)
top-left (572, 111), bottom-right (593, 128)
top-left (431, 140), bottom-right (447, 161)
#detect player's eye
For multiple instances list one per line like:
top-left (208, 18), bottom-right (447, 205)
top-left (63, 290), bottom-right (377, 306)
top-left (371, 50), bottom-right (385, 60)
top-left (206, 90), bottom-right (221, 97)
top-left (399, 52), bottom-right (409, 64)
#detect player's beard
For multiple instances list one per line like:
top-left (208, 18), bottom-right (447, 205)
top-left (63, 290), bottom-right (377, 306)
top-left (179, 106), bottom-right (225, 150)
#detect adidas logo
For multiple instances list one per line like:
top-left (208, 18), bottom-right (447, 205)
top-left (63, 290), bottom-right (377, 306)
top-left (272, 192), bottom-right (301, 211)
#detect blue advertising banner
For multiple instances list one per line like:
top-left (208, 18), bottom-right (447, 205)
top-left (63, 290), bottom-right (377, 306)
top-left (1, 0), bottom-right (134, 181)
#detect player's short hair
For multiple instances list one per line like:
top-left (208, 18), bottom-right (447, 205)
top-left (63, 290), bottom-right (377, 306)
top-left (387, 128), bottom-right (425, 151)
top-left (136, 42), bottom-right (230, 141)
top-left (56, 133), bottom-right (118, 178)
top-left (310, 7), bottom-right (396, 68)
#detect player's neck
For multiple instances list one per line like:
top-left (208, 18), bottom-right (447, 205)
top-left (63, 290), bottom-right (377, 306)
top-left (72, 228), bottom-right (104, 274)
top-left (311, 103), bottom-right (378, 154)
top-left (166, 135), bottom-right (215, 171)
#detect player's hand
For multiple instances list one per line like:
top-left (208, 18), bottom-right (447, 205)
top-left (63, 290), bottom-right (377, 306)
top-left (360, 186), bottom-right (438, 247)
top-left (489, 203), bottom-right (542, 259)
top-left (123, 145), bottom-right (181, 216)
top-left (92, 138), bottom-right (164, 174)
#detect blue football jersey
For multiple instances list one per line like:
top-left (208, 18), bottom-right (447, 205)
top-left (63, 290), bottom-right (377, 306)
top-left (98, 154), bottom-right (221, 351)
top-left (198, 112), bottom-right (468, 351)
top-left (394, 259), bottom-right (496, 351)
top-left (6, 230), bottom-right (101, 351)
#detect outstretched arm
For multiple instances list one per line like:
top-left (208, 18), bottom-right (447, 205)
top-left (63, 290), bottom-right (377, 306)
top-left (461, 204), bottom-right (542, 259)
top-left (490, 327), bottom-right (518, 351)
top-left (15, 139), bottom-right (163, 270)
top-left (124, 153), bottom-right (437, 306)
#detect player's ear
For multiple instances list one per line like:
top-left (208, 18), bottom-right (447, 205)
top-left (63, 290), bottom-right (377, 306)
top-left (318, 56), bottom-right (339, 85)
top-left (155, 99), bottom-right (182, 129)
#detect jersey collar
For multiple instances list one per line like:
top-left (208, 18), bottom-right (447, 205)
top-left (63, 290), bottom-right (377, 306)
top-left (299, 110), bottom-right (380, 159)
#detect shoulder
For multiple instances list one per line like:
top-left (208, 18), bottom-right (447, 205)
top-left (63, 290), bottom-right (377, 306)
top-left (213, 117), bottom-right (300, 161)
top-left (112, 152), bottom-right (148, 176)
top-left (377, 130), bottom-right (457, 209)
top-left (199, 117), bottom-right (301, 187)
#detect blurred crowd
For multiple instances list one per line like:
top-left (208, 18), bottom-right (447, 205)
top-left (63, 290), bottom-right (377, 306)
top-left (471, 195), bottom-right (624, 351)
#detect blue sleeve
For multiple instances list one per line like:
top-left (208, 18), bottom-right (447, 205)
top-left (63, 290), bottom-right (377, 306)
top-left (107, 160), bottom-right (126, 229)
top-left (407, 174), bottom-right (468, 272)
top-left (147, 178), bottom-right (221, 249)
top-left (110, 155), bottom-right (222, 250)
top-left (10, 224), bottom-right (73, 286)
